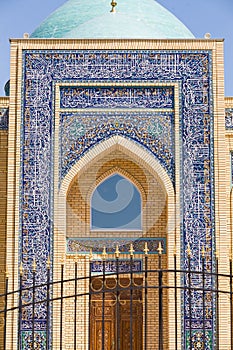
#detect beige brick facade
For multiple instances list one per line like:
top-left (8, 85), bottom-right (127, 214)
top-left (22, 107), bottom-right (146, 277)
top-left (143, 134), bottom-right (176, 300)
top-left (0, 97), bottom-right (9, 348)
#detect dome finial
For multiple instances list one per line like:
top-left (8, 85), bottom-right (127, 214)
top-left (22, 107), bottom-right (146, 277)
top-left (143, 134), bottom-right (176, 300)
top-left (110, 0), bottom-right (117, 13)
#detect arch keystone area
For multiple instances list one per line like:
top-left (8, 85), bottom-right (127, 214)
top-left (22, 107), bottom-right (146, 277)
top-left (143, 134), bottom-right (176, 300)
top-left (60, 135), bottom-right (174, 199)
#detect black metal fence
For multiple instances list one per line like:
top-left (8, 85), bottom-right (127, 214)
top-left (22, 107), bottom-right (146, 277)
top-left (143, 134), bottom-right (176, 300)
top-left (1, 244), bottom-right (233, 350)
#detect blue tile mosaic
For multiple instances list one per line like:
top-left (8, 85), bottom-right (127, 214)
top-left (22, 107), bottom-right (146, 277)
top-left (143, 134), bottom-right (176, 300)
top-left (60, 86), bottom-right (174, 109)
top-left (91, 259), bottom-right (142, 274)
top-left (21, 50), bottom-right (214, 349)
top-left (226, 108), bottom-right (233, 129)
top-left (66, 237), bottom-right (166, 255)
top-left (22, 331), bottom-right (46, 350)
top-left (186, 330), bottom-right (212, 350)
top-left (60, 111), bottom-right (175, 182)
top-left (0, 107), bottom-right (8, 129)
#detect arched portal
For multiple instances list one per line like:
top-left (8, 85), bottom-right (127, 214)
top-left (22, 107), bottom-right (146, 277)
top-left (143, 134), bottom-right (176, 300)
top-left (53, 136), bottom-right (179, 350)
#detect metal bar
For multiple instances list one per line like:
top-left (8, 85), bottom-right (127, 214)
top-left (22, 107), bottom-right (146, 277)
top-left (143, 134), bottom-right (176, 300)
top-left (188, 254), bottom-right (192, 350)
top-left (130, 253), bottom-right (133, 350)
top-left (32, 261), bottom-right (36, 350)
top-left (116, 254), bottom-right (120, 350)
top-left (174, 253), bottom-right (178, 350)
top-left (4, 270), bottom-right (8, 350)
top-left (116, 258), bottom-right (121, 350)
top-left (46, 259), bottom-right (51, 350)
top-left (216, 255), bottom-right (219, 350)
top-left (102, 259), bottom-right (106, 350)
top-left (88, 256), bottom-right (92, 350)
top-left (230, 257), bottom-right (233, 350)
top-left (202, 251), bottom-right (205, 348)
top-left (18, 265), bottom-right (23, 350)
top-left (158, 251), bottom-right (163, 350)
top-left (144, 254), bottom-right (148, 350)
top-left (1, 252), bottom-right (231, 350)
top-left (74, 261), bottom-right (77, 350)
top-left (60, 262), bottom-right (64, 350)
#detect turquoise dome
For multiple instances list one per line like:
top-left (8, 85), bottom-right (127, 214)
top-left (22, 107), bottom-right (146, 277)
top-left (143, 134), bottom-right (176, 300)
top-left (30, 0), bottom-right (194, 39)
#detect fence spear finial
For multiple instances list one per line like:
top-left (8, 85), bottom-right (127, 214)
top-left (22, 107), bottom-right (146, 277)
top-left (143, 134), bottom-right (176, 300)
top-left (47, 255), bottom-right (51, 270)
top-left (89, 248), bottom-right (93, 261)
top-left (115, 245), bottom-right (120, 258)
top-left (19, 262), bottom-right (24, 276)
top-left (32, 258), bottom-right (37, 272)
top-left (201, 245), bottom-right (205, 258)
top-left (157, 241), bottom-right (163, 255)
top-left (5, 266), bottom-right (9, 279)
top-left (187, 243), bottom-right (192, 258)
top-left (173, 243), bottom-right (177, 256)
top-left (61, 254), bottom-right (65, 266)
top-left (144, 242), bottom-right (149, 255)
top-left (129, 243), bottom-right (135, 256)
top-left (74, 254), bottom-right (79, 264)
top-left (102, 246), bottom-right (107, 261)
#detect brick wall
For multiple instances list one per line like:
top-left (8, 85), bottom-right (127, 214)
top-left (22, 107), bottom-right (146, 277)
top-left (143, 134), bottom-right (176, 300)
top-left (0, 129), bottom-right (8, 344)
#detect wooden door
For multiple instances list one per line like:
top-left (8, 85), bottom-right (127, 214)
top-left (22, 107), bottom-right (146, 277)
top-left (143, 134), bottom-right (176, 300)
top-left (90, 278), bottom-right (142, 350)
top-left (90, 300), bottom-right (116, 350)
top-left (119, 300), bottom-right (142, 350)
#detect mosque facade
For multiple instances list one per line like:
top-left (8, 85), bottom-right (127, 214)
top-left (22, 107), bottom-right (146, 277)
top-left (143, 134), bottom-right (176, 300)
top-left (0, 0), bottom-right (233, 349)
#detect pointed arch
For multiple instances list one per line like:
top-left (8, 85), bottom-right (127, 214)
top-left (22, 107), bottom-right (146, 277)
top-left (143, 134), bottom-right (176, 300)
top-left (60, 135), bottom-right (174, 198)
top-left (55, 135), bottom-right (179, 349)
top-left (57, 134), bottom-right (177, 261)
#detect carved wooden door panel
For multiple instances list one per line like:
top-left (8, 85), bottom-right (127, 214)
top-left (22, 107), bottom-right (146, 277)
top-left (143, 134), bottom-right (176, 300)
top-left (119, 301), bottom-right (142, 350)
top-left (90, 300), bottom-right (115, 350)
top-left (90, 278), bottom-right (142, 350)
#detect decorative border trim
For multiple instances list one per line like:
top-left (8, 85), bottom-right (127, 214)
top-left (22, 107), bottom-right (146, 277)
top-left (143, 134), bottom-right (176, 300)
top-left (19, 49), bottom-right (214, 349)
top-left (67, 237), bottom-right (166, 255)
top-left (91, 259), bottom-right (143, 274)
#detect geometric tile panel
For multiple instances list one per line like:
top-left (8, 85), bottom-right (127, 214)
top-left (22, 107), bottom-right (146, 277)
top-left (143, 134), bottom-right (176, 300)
top-left (60, 111), bottom-right (175, 182)
top-left (21, 331), bottom-right (46, 350)
top-left (0, 107), bottom-right (8, 129)
top-left (185, 330), bottom-right (212, 350)
top-left (225, 108), bottom-right (233, 129)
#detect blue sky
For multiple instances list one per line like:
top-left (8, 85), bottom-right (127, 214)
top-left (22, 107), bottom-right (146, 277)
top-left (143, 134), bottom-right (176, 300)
top-left (0, 0), bottom-right (232, 96)
top-left (91, 174), bottom-right (141, 229)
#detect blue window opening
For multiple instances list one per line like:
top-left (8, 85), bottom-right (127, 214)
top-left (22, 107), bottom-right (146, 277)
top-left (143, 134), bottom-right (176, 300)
top-left (91, 174), bottom-right (142, 230)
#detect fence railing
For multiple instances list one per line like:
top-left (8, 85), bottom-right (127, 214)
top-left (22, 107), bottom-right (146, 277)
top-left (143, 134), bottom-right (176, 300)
top-left (1, 243), bottom-right (233, 350)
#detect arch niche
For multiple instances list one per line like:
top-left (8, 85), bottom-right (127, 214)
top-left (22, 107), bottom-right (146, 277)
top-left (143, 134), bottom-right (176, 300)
top-left (54, 135), bottom-right (179, 350)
